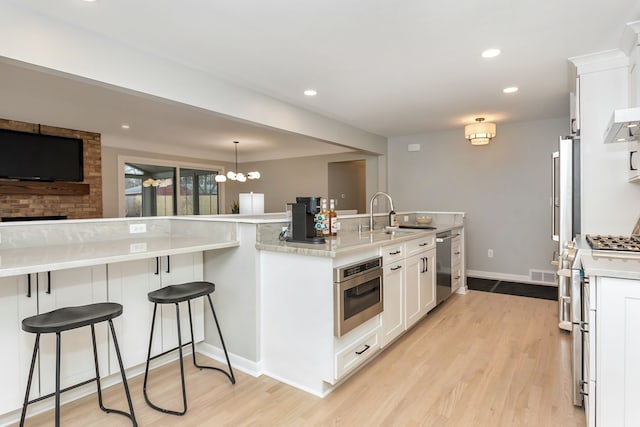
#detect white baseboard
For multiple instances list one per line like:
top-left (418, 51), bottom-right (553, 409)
top-left (466, 269), bottom-right (557, 287)
top-left (196, 342), bottom-right (263, 378)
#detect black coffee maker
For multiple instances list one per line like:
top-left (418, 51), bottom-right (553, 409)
top-left (287, 196), bottom-right (325, 244)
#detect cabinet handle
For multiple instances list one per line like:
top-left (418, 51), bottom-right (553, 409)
top-left (579, 380), bottom-right (589, 396)
top-left (166, 255), bottom-right (171, 273)
top-left (425, 257), bottom-right (428, 272)
top-left (455, 275), bottom-right (461, 280)
top-left (389, 250), bottom-right (401, 255)
top-left (355, 344), bottom-right (370, 355)
top-left (418, 242), bottom-right (428, 247)
top-left (454, 251), bottom-right (461, 255)
top-left (155, 257), bottom-right (160, 275)
top-left (391, 265), bottom-right (402, 271)
top-left (27, 274), bottom-right (32, 298)
top-left (46, 271), bottom-right (51, 294)
top-left (579, 321), bottom-right (589, 333)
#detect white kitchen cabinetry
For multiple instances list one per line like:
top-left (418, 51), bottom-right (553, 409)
top-left (0, 275), bottom-right (37, 414)
top-left (36, 267), bottom-right (109, 397)
top-left (589, 275), bottom-right (640, 426)
top-left (381, 234), bottom-right (436, 346)
top-left (108, 253), bottom-right (204, 371)
top-left (381, 258), bottom-right (404, 347)
top-left (405, 234), bottom-right (436, 328)
top-left (451, 234), bottom-right (462, 293)
top-left (0, 267), bottom-right (110, 411)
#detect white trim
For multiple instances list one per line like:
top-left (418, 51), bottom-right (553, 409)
top-left (196, 342), bottom-right (263, 378)
top-left (569, 49), bottom-right (629, 75)
top-left (466, 269), bottom-right (558, 287)
top-left (117, 154), bottom-right (226, 217)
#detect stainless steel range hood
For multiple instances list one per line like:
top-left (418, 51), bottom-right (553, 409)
top-left (604, 107), bottom-right (640, 144)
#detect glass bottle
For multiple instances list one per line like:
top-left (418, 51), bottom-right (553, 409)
top-left (329, 199), bottom-right (338, 236)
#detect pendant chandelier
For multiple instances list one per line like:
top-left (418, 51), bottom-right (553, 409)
top-left (215, 141), bottom-right (260, 183)
top-left (464, 117), bottom-right (496, 145)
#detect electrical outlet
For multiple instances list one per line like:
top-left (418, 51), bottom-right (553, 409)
top-left (129, 223), bottom-right (147, 234)
top-left (129, 242), bottom-right (148, 253)
top-left (488, 249), bottom-right (494, 258)
top-left (403, 215), bottom-right (409, 222)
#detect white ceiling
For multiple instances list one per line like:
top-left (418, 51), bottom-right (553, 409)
top-left (2, 0), bottom-right (640, 160)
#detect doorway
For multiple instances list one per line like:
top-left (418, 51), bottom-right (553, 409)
top-left (328, 160), bottom-right (366, 213)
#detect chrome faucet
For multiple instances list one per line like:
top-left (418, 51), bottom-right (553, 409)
top-left (369, 191), bottom-right (395, 231)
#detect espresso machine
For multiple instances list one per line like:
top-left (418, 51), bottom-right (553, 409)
top-left (287, 196), bottom-right (325, 244)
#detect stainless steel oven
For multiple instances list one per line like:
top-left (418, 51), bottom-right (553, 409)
top-left (334, 256), bottom-right (383, 337)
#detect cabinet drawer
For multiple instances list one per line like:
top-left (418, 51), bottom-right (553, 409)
top-left (335, 328), bottom-right (380, 380)
top-left (406, 235), bottom-right (436, 256)
top-left (381, 244), bottom-right (404, 265)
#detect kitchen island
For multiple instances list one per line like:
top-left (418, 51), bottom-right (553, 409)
top-left (0, 211), bottom-right (465, 424)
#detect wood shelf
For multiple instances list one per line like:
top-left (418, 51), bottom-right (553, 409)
top-left (0, 180), bottom-right (90, 196)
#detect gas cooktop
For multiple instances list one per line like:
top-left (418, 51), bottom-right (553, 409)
top-left (586, 234), bottom-right (640, 253)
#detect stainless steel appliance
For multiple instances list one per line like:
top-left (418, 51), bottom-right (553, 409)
top-left (436, 231), bottom-right (455, 305)
top-left (566, 234), bottom-right (640, 407)
top-left (286, 196), bottom-right (325, 244)
top-left (334, 256), bottom-right (383, 337)
top-left (552, 136), bottom-right (581, 331)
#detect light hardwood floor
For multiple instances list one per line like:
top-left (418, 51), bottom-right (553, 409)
top-left (15, 290), bottom-right (585, 426)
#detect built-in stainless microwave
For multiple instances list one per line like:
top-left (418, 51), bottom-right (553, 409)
top-left (334, 257), bottom-right (383, 337)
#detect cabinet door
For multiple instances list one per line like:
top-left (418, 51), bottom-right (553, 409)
top-left (107, 258), bottom-right (162, 372)
top-left (159, 253), bottom-right (204, 352)
top-left (420, 249), bottom-right (436, 315)
top-left (596, 276), bottom-right (640, 426)
top-left (0, 275), bottom-right (38, 413)
top-left (451, 236), bottom-right (462, 292)
top-left (405, 255), bottom-right (422, 329)
top-left (381, 262), bottom-right (404, 347)
top-left (37, 266), bottom-right (108, 396)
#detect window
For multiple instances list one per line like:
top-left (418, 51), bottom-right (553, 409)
top-left (179, 169), bottom-right (220, 215)
top-left (121, 158), bottom-right (223, 217)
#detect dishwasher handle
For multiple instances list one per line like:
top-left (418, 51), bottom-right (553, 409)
top-left (436, 235), bottom-right (456, 243)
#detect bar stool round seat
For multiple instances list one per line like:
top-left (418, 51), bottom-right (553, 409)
top-left (20, 302), bottom-right (137, 427)
top-left (22, 303), bottom-right (123, 333)
top-left (143, 281), bottom-right (235, 416)
top-left (147, 281), bottom-right (215, 304)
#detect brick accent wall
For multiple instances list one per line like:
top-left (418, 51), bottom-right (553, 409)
top-left (0, 118), bottom-right (103, 219)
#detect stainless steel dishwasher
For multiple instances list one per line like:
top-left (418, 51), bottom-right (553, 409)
top-left (436, 231), bottom-right (454, 305)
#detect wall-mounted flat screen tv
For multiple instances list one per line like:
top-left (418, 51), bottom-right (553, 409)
top-left (0, 129), bottom-right (84, 182)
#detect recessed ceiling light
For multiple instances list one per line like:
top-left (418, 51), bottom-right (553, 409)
top-left (503, 86), bottom-right (519, 94)
top-left (121, 124), bottom-right (130, 129)
top-left (304, 89), bottom-right (317, 96)
top-left (481, 48), bottom-right (501, 59)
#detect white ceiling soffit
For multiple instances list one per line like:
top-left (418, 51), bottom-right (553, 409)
top-left (0, 58), bottom-right (356, 162)
top-left (2, 0), bottom-right (640, 143)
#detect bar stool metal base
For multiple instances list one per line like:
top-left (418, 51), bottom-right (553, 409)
top-left (19, 303), bottom-right (137, 427)
top-left (143, 289), bottom-right (235, 416)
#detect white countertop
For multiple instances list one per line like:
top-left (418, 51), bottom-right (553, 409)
top-left (255, 223), bottom-right (463, 258)
top-left (0, 236), bottom-right (239, 278)
top-left (581, 253), bottom-right (640, 281)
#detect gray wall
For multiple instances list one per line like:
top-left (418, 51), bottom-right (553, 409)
top-left (388, 117), bottom-right (567, 280)
top-left (224, 152), bottom-right (380, 213)
top-left (328, 160), bottom-right (367, 213)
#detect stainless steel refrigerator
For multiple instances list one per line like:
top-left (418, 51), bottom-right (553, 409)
top-left (552, 136), bottom-right (580, 331)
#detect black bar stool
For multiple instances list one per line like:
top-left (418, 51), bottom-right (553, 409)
top-left (143, 281), bottom-right (235, 416)
top-left (20, 302), bottom-right (137, 427)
